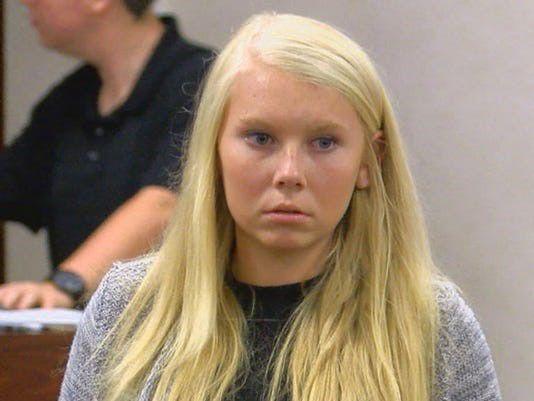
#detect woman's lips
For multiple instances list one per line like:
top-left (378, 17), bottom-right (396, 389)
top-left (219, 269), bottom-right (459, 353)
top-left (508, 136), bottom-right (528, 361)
top-left (263, 210), bottom-right (310, 223)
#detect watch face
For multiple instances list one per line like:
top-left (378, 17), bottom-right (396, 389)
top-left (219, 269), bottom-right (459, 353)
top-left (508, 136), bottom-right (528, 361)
top-left (58, 276), bottom-right (81, 292)
top-left (54, 272), bottom-right (84, 297)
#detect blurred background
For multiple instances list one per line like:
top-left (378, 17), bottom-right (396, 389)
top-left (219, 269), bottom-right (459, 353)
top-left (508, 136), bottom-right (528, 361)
top-left (4, 1), bottom-right (533, 399)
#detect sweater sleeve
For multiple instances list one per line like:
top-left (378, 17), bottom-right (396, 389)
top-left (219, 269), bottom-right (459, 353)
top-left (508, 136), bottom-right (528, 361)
top-left (434, 282), bottom-right (503, 401)
top-left (58, 263), bottom-right (121, 401)
top-left (59, 257), bottom-right (150, 401)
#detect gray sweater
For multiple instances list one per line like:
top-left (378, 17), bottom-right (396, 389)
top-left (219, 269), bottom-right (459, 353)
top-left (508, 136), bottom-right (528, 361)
top-left (59, 257), bottom-right (503, 401)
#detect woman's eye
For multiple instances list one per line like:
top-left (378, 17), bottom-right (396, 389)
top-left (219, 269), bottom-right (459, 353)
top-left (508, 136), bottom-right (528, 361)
top-left (312, 137), bottom-right (336, 150)
top-left (246, 132), bottom-right (273, 146)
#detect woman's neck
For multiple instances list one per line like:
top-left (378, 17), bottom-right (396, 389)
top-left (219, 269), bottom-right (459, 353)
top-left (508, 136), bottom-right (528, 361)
top-left (232, 232), bottom-right (331, 286)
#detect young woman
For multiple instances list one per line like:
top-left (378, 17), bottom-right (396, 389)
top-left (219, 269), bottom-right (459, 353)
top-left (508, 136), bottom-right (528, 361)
top-left (60, 13), bottom-right (502, 401)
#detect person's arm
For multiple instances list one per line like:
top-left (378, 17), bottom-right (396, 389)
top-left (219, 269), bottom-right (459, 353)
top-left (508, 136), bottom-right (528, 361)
top-left (58, 263), bottom-right (114, 401)
top-left (435, 283), bottom-right (503, 401)
top-left (59, 257), bottom-right (151, 400)
top-left (0, 98), bottom-right (54, 230)
top-left (60, 185), bottom-right (175, 293)
top-left (0, 185), bottom-right (176, 309)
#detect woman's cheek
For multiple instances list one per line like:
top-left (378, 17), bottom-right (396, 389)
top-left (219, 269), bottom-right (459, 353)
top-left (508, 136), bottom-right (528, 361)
top-left (313, 165), bottom-right (357, 222)
top-left (223, 158), bottom-right (267, 214)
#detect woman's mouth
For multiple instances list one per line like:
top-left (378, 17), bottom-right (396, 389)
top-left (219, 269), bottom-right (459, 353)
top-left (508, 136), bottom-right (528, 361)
top-left (263, 206), bottom-right (310, 223)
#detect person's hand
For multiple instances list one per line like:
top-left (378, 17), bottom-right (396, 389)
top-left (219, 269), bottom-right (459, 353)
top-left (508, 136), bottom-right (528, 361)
top-left (0, 281), bottom-right (75, 309)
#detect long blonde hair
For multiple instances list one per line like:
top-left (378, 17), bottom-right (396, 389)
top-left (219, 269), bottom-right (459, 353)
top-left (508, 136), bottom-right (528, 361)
top-left (102, 13), bottom-right (450, 401)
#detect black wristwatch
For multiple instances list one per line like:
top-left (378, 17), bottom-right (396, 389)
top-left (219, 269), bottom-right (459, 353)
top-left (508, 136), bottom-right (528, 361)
top-left (47, 270), bottom-right (86, 303)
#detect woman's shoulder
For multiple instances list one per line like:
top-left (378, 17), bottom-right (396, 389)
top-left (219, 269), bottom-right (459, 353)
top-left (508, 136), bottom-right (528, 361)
top-left (59, 255), bottom-right (154, 400)
top-left (431, 278), bottom-right (502, 400)
top-left (432, 278), bottom-right (469, 321)
top-left (99, 255), bottom-right (153, 299)
top-left (85, 255), bottom-right (154, 333)
top-left (431, 277), bottom-right (492, 363)
top-left (432, 278), bottom-right (495, 350)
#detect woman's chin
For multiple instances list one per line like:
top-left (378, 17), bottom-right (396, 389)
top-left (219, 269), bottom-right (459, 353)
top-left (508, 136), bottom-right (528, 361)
top-left (258, 234), bottom-right (313, 251)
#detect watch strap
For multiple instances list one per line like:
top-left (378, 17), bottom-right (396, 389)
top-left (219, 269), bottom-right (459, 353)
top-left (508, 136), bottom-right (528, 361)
top-left (47, 270), bottom-right (86, 302)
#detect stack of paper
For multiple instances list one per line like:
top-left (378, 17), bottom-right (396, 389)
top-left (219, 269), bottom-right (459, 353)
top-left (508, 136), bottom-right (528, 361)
top-left (0, 308), bottom-right (83, 331)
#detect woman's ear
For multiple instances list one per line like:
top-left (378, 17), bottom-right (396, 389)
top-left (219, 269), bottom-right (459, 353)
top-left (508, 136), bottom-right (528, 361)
top-left (83, 0), bottom-right (113, 15)
top-left (372, 130), bottom-right (386, 165)
top-left (355, 131), bottom-right (385, 190)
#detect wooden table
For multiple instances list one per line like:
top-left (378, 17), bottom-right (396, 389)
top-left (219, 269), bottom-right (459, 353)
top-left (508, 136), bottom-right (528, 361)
top-left (0, 328), bottom-right (75, 401)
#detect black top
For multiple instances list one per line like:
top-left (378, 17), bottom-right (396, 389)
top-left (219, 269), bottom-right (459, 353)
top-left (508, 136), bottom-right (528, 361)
top-left (228, 275), bottom-right (321, 401)
top-left (0, 17), bottom-right (214, 267)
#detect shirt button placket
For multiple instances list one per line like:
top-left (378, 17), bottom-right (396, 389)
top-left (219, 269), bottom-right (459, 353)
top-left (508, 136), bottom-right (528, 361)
top-left (87, 150), bottom-right (100, 162)
top-left (95, 126), bottom-right (105, 137)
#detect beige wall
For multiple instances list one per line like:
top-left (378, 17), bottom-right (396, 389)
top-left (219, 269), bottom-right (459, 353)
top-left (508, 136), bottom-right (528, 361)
top-left (4, 1), bottom-right (533, 399)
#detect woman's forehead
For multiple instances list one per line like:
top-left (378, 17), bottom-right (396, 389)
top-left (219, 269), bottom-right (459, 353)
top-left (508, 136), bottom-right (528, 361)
top-left (225, 62), bottom-right (362, 132)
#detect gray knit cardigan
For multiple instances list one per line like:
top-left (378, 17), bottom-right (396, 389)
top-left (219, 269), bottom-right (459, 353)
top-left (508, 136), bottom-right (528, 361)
top-left (59, 257), bottom-right (503, 401)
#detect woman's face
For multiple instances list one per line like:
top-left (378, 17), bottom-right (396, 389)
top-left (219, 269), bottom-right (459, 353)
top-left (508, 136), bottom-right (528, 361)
top-left (218, 61), bottom-right (372, 251)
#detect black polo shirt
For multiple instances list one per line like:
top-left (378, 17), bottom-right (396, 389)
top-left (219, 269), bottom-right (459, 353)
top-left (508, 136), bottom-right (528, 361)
top-left (0, 17), bottom-right (214, 268)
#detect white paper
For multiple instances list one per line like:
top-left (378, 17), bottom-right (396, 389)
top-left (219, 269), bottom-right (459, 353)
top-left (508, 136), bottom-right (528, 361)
top-left (0, 308), bottom-right (83, 329)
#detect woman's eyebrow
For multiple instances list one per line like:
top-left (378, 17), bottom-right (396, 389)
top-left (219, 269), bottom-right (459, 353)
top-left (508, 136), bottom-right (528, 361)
top-left (310, 122), bottom-right (345, 133)
top-left (237, 117), bottom-right (275, 129)
top-left (238, 117), bottom-right (346, 133)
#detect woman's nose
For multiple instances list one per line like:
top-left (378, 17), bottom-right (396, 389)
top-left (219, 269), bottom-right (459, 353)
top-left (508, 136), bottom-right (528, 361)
top-left (272, 148), bottom-right (306, 189)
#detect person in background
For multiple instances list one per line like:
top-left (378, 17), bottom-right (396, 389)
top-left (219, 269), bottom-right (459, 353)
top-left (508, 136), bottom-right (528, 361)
top-left (60, 13), bottom-right (502, 401)
top-left (0, 0), bottom-right (213, 309)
